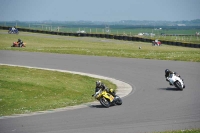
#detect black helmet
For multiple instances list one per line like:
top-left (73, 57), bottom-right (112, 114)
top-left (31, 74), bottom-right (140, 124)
top-left (165, 69), bottom-right (169, 73)
top-left (18, 39), bottom-right (21, 42)
top-left (96, 80), bottom-right (101, 87)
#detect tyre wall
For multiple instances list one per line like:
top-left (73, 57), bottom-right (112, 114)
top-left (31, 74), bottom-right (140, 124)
top-left (1, 26), bottom-right (199, 48)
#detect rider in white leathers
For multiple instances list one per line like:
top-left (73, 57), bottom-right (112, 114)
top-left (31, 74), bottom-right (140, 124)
top-left (165, 69), bottom-right (185, 88)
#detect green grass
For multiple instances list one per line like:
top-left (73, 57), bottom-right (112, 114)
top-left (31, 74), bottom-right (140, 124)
top-left (0, 65), bottom-right (116, 116)
top-left (139, 34), bottom-right (200, 44)
top-left (155, 129), bottom-right (200, 133)
top-left (0, 30), bottom-right (200, 62)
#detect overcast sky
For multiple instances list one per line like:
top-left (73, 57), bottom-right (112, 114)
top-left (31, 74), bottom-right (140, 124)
top-left (0, 0), bottom-right (199, 22)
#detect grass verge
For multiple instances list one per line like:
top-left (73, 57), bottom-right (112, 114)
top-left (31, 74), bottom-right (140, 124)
top-left (0, 65), bottom-right (116, 116)
top-left (0, 30), bottom-right (200, 62)
top-left (155, 129), bottom-right (200, 133)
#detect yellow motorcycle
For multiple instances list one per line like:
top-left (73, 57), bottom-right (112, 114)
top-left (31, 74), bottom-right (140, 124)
top-left (93, 89), bottom-right (122, 108)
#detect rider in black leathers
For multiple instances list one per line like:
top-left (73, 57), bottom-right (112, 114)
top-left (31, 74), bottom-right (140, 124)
top-left (17, 39), bottom-right (23, 47)
top-left (94, 80), bottom-right (116, 97)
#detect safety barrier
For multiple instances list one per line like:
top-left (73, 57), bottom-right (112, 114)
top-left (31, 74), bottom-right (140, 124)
top-left (1, 26), bottom-right (199, 48)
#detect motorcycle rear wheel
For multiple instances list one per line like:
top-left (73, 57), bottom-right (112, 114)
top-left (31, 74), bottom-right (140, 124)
top-left (115, 95), bottom-right (122, 105)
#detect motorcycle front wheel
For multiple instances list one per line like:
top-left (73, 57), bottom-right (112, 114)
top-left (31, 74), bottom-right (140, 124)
top-left (99, 97), bottom-right (110, 108)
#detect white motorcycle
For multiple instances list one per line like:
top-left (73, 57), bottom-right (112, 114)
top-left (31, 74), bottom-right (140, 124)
top-left (166, 73), bottom-right (185, 90)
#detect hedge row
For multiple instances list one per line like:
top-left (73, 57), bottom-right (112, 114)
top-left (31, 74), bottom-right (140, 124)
top-left (1, 26), bottom-right (200, 48)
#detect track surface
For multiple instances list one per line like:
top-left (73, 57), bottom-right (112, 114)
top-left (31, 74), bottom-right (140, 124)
top-left (0, 50), bottom-right (200, 133)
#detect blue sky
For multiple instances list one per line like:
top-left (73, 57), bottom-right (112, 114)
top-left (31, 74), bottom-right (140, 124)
top-left (0, 0), bottom-right (199, 21)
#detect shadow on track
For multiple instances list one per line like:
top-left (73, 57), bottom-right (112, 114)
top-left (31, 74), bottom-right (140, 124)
top-left (89, 104), bottom-right (119, 108)
top-left (158, 87), bottom-right (183, 91)
top-left (88, 105), bottom-right (106, 108)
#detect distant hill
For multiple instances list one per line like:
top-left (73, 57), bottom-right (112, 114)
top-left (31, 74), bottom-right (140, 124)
top-left (40, 19), bottom-right (200, 26)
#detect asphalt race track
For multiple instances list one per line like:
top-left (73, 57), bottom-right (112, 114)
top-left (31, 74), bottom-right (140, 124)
top-left (0, 50), bottom-right (200, 133)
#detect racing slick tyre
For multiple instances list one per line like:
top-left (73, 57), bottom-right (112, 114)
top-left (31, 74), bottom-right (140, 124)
top-left (174, 81), bottom-right (183, 91)
top-left (115, 95), bottom-right (122, 105)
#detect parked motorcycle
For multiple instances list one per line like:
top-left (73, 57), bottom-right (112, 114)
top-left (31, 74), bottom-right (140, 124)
top-left (93, 89), bottom-right (122, 108)
top-left (11, 42), bottom-right (26, 47)
top-left (166, 73), bottom-right (185, 90)
top-left (8, 28), bottom-right (19, 34)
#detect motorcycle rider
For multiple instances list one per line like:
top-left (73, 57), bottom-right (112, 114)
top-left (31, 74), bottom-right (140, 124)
top-left (17, 39), bottom-right (23, 47)
top-left (94, 80), bottom-right (117, 101)
top-left (165, 69), bottom-right (185, 88)
top-left (11, 26), bottom-right (16, 32)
